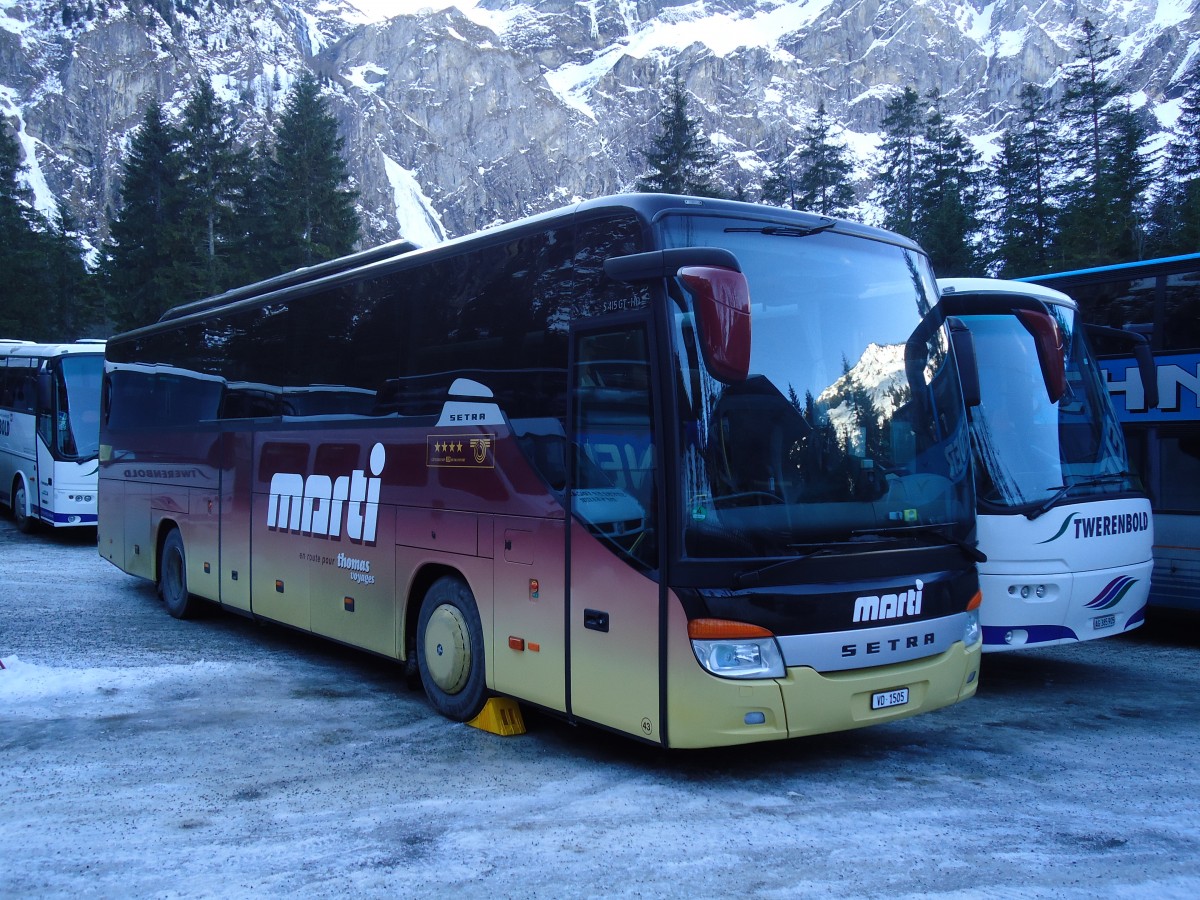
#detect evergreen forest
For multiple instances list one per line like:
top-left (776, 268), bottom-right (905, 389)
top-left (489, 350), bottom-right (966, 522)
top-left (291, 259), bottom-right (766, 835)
top-left (4, 21), bottom-right (1200, 343)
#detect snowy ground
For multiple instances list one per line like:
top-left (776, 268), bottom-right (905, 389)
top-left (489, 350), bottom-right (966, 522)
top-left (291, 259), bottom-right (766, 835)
top-left (2, 516), bottom-right (1199, 898)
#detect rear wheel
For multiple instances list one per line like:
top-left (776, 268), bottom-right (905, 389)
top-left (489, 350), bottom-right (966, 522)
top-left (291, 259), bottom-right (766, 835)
top-left (12, 480), bottom-right (34, 534)
top-left (416, 576), bottom-right (488, 721)
top-left (158, 528), bottom-right (198, 619)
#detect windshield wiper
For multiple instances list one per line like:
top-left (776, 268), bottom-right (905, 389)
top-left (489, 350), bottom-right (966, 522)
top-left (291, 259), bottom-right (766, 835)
top-left (1025, 472), bottom-right (1135, 520)
top-left (850, 525), bottom-right (987, 564)
top-left (724, 221), bottom-right (836, 238)
top-left (732, 545), bottom-right (847, 588)
top-left (732, 530), bottom-right (931, 587)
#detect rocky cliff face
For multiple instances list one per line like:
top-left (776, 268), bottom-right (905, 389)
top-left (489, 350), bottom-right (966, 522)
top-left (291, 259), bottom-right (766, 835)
top-left (2, 0), bottom-right (1198, 252)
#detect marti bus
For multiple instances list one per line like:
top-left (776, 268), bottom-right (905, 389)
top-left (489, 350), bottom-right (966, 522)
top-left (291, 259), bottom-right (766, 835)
top-left (98, 194), bottom-right (983, 748)
top-left (1, 340), bottom-right (105, 532)
top-left (937, 279), bottom-right (1157, 650)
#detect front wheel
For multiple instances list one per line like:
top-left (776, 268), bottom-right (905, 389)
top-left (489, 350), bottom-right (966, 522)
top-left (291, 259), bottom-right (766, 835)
top-left (416, 576), bottom-right (488, 721)
top-left (12, 480), bottom-right (35, 534)
top-left (158, 528), bottom-right (199, 619)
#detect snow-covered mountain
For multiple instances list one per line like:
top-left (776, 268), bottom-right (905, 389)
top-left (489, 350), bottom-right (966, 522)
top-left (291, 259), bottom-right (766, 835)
top-left (817, 341), bottom-right (909, 445)
top-left (2, 0), bottom-right (1198, 254)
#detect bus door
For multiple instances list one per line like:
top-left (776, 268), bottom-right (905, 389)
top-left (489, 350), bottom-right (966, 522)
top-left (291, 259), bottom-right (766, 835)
top-left (218, 431), bottom-right (252, 611)
top-left (567, 322), bottom-right (664, 741)
top-left (251, 437), bottom-right (312, 629)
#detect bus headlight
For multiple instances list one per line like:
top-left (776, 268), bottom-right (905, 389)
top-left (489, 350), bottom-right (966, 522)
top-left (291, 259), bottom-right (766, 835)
top-left (963, 610), bottom-right (981, 647)
top-left (688, 618), bottom-right (785, 679)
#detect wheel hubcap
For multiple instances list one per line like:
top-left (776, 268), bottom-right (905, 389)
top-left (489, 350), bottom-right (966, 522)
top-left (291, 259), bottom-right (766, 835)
top-left (424, 604), bottom-right (471, 694)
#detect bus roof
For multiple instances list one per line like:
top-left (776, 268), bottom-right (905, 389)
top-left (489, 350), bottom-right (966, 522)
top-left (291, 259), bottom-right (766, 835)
top-left (135, 194), bottom-right (924, 341)
top-left (938, 277), bottom-right (1077, 310)
top-left (1018, 252), bottom-right (1200, 286)
top-left (0, 339), bottom-right (107, 360)
top-left (158, 237), bottom-right (422, 323)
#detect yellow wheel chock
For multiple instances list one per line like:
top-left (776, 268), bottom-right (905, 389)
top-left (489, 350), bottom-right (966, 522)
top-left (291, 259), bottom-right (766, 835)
top-left (467, 696), bottom-right (526, 736)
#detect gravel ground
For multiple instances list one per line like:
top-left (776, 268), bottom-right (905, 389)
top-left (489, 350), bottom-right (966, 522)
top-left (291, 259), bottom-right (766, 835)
top-left (1, 515), bottom-right (1199, 899)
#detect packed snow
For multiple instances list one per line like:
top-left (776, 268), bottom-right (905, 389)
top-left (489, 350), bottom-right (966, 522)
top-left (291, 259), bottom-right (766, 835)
top-left (3, 519), bottom-right (1200, 897)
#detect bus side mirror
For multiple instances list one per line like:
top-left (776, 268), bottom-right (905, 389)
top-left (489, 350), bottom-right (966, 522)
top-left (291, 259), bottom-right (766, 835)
top-left (1085, 323), bottom-right (1160, 411)
top-left (679, 266), bottom-right (751, 384)
top-left (1130, 339), bottom-right (1160, 410)
top-left (36, 367), bottom-right (53, 413)
top-left (603, 248), bottom-right (751, 384)
top-left (946, 317), bottom-right (981, 408)
top-left (1015, 309), bottom-right (1066, 404)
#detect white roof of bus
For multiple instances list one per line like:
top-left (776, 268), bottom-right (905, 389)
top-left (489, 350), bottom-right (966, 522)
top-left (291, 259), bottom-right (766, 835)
top-left (937, 277), bottom-right (1076, 310)
top-left (0, 340), bottom-right (107, 360)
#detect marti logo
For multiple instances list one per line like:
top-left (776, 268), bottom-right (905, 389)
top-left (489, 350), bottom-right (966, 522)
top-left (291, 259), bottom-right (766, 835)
top-left (853, 579), bottom-right (924, 623)
top-left (267, 443), bottom-right (384, 543)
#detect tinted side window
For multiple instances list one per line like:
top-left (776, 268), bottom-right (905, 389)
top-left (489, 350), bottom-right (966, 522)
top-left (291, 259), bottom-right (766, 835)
top-left (0, 359), bottom-right (37, 412)
top-left (568, 212), bottom-right (651, 320)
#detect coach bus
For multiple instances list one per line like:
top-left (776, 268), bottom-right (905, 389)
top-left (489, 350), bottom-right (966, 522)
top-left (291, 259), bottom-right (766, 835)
top-left (1023, 254), bottom-right (1200, 611)
top-left (98, 194), bottom-right (983, 748)
top-left (1, 339), bottom-right (105, 532)
top-left (937, 279), bottom-right (1155, 649)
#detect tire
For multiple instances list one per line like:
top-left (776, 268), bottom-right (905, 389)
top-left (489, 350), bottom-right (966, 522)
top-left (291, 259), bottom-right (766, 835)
top-left (12, 480), bottom-right (35, 534)
top-left (158, 528), bottom-right (198, 619)
top-left (416, 576), bottom-right (488, 721)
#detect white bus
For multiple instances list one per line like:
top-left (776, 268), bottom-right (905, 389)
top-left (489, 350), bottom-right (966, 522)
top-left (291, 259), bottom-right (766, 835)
top-left (937, 279), bottom-right (1156, 650)
top-left (1, 340), bottom-right (106, 532)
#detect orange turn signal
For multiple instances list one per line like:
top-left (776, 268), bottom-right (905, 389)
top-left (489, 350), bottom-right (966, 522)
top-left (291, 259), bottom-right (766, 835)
top-left (966, 590), bottom-right (983, 611)
top-left (687, 618), bottom-right (774, 640)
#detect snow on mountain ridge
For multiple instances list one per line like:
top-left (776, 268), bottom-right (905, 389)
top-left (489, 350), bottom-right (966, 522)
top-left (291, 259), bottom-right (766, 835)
top-left (2, 0), bottom-right (1198, 254)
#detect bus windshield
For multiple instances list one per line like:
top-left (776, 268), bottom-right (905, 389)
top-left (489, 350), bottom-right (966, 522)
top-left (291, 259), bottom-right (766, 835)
top-left (966, 308), bottom-right (1135, 510)
top-left (658, 215), bottom-right (974, 559)
top-left (50, 355), bottom-right (103, 460)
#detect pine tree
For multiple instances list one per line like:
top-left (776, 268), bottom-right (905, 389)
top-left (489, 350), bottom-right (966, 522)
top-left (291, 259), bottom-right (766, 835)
top-left (176, 79), bottom-right (248, 298)
top-left (38, 211), bottom-right (102, 339)
top-left (1060, 20), bottom-right (1121, 194)
top-left (1100, 101), bottom-right (1153, 261)
top-left (760, 142), bottom-right (799, 210)
top-left (102, 101), bottom-right (188, 331)
top-left (0, 121), bottom-right (47, 337)
top-left (1053, 19), bottom-right (1150, 269)
top-left (792, 102), bottom-right (856, 217)
top-left (266, 71), bottom-right (360, 271)
top-left (226, 137), bottom-right (277, 287)
top-left (874, 87), bottom-right (922, 238)
top-left (0, 123), bottom-right (95, 340)
top-left (1148, 64), bottom-right (1200, 256)
top-left (989, 84), bottom-right (1061, 276)
top-left (912, 90), bottom-right (985, 275)
top-left (636, 76), bottom-right (724, 198)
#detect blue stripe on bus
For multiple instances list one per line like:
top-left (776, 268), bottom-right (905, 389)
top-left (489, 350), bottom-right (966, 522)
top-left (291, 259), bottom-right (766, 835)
top-left (33, 504), bottom-right (98, 526)
top-left (982, 624), bottom-right (1080, 646)
top-left (1124, 605), bottom-right (1147, 631)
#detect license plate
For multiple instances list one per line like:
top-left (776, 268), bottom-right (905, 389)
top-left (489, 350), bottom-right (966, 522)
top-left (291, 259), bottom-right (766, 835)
top-left (871, 687), bottom-right (910, 710)
top-left (1093, 614), bottom-right (1117, 630)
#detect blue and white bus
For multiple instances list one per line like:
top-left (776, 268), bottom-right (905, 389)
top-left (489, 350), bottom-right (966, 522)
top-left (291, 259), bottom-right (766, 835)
top-left (1, 340), bottom-right (106, 532)
top-left (937, 279), bottom-right (1156, 649)
top-left (1023, 254), bottom-right (1200, 611)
